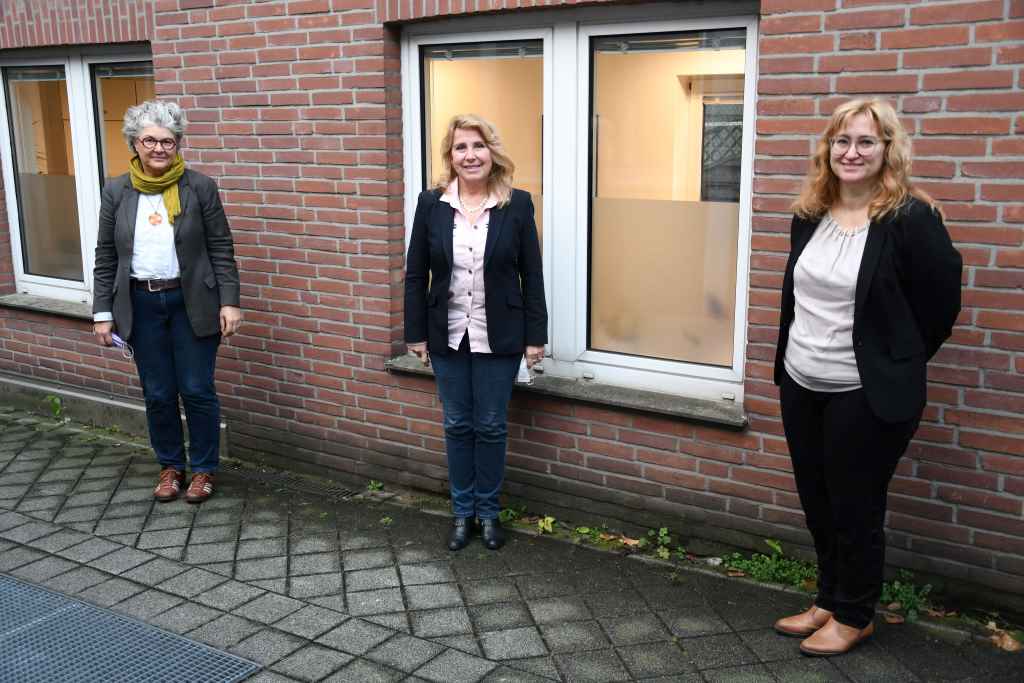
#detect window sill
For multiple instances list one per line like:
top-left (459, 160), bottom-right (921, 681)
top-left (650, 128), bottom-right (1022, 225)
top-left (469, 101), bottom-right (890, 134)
top-left (0, 293), bottom-right (92, 321)
top-left (386, 354), bottom-right (748, 430)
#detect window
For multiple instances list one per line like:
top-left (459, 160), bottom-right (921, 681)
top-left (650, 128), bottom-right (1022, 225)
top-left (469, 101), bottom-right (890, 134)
top-left (0, 52), bottom-right (153, 302)
top-left (403, 13), bottom-right (756, 402)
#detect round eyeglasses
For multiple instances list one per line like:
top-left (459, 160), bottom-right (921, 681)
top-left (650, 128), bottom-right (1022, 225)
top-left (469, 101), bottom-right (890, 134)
top-left (829, 136), bottom-right (885, 156)
top-left (138, 136), bottom-right (178, 151)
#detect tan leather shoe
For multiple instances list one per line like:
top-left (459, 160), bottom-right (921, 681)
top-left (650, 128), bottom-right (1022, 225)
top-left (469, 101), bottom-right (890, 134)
top-left (799, 616), bottom-right (875, 656)
top-left (153, 468), bottom-right (184, 502)
top-left (774, 606), bottom-right (833, 637)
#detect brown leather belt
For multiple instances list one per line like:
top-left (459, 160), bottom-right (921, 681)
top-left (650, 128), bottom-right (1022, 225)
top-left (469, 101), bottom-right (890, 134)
top-left (132, 278), bottom-right (181, 292)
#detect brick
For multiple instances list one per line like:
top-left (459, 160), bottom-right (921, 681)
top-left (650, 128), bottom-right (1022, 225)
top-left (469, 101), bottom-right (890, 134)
top-left (938, 486), bottom-right (1023, 515)
top-left (825, 9), bottom-right (905, 30)
top-left (911, 0), bottom-right (1003, 25)
top-left (840, 32), bottom-right (876, 50)
top-left (819, 53), bottom-right (898, 73)
top-left (980, 184), bottom-right (1024, 201)
top-left (903, 47), bottom-right (993, 69)
top-left (760, 34), bottom-right (835, 55)
top-left (961, 430), bottom-right (1024, 456)
top-left (759, 56), bottom-right (816, 74)
top-left (881, 26), bottom-right (969, 49)
top-left (922, 70), bottom-right (1014, 90)
top-left (997, 45), bottom-right (1024, 64)
top-left (836, 74), bottom-right (919, 93)
top-left (959, 509), bottom-right (1024, 537)
top-left (761, 0), bottom-right (836, 12)
top-left (976, 20), bottom-right (1024, 42)
top-left (758, 77), bottom-right (831, 94)
top-left (921, 117), bottom-right (1012, 135)
top-left (760, 14), bottom-right (821, 34)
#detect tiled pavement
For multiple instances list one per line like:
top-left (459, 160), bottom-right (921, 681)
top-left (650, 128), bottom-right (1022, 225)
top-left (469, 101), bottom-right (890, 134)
top-left (1, 406), bottom-right (1022, 682)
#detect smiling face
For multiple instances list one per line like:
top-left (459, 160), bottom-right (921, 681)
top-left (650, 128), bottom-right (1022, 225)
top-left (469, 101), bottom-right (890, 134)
top-left (450, 127), bottom-right (493, 191)
top-left (133, 125), bottom-right (178, 177)
top-left (829, 113), bottom-right (886, 190)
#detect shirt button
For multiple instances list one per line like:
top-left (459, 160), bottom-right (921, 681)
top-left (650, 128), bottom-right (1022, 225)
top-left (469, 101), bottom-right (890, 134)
top-left (468, 270), bottom-right (472, 274)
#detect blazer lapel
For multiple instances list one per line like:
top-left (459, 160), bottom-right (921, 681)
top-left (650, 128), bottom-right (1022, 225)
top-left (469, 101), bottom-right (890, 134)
top-left (438, 201), bottom-right (455, 269)
top-left (854, 220), bottom-right (886, 321)
top-left (174, 171), bottom-right (192, 239)
top-left (483, 203), bottom-right (508, 268)
top-left (123, 180), bottom-right (140, 250)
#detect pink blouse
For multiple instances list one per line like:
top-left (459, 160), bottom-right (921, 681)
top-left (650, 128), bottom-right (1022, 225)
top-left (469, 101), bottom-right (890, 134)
top-left (441, 179), bottom-right (498, 353)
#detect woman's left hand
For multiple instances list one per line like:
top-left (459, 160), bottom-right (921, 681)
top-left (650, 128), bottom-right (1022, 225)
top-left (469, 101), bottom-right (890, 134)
top-left (525, 345), bottom-right (544, 369)
top-left (220, 306), bottom-right (242, 337)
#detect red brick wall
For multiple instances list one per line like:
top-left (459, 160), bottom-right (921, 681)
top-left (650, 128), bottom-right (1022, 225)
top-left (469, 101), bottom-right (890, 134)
top-left (0, 0), bottom-right (153, 50)
top-left (0, 0), bottom-right (1022, 595)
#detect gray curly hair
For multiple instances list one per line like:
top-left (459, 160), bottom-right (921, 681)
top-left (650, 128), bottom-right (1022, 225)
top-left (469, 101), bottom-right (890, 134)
top-left (122, 100), bottom-right (186, 152)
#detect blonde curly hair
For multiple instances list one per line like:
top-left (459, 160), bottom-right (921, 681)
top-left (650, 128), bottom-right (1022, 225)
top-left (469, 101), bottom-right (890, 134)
top-left (792, 98), bottom-right (935, 220)
top-left (435, 113), bottom-right (515, 207)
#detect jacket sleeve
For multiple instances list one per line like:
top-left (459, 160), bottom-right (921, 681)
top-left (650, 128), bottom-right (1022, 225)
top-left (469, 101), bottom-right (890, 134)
top-left (519, 192), bottom-right (548, 346)
top-left (92, 180), bottom-right (120, 317)
top-left (198, 174), bottom-right (241, 308)
top-left (404, 190), bottom-right (435, 344)
top-left (901, 200), bottom-right (963, 359)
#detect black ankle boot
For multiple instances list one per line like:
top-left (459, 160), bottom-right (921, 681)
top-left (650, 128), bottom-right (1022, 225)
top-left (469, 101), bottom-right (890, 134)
top-left (480, 518), bottom-right (505, 550)
top-left (447, 517), bottom-right (473, 551)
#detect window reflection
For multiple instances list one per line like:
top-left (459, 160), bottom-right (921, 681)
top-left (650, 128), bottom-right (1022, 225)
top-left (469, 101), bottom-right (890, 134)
top-left (93, 62), bottom-right (155, 182)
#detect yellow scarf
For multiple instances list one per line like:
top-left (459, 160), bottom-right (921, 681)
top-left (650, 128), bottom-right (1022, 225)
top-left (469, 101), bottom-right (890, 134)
top-left (129, 155), bottom-right (185, 225)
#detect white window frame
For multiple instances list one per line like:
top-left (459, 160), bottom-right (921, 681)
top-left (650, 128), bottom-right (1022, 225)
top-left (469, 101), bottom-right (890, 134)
top-left (0, 50), bottom-right (150, 303)
top-left (402, 11), bottom-right (758, 404)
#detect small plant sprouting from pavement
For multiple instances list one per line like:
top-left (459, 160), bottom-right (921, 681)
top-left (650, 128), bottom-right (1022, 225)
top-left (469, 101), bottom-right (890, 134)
top-left (881, 570), bottom-right (932, 622)
top-left (379, 515), bottom-right (393, 527)
top-left (366, 480), bottom-right (384, 492)
top-left (724, 539), bottom-right (817, 591)
top-left (537, 515), bottom-right (556, 534)
top-left (499, 505), bottom-right (524, 523)
top-left (44, 395), bottom-right (63, 419)
top-left (638, 527), bottom-right (674, 561)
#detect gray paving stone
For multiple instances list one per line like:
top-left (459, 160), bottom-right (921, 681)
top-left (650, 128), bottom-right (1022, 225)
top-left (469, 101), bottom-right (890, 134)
top-left (110, 487), bottom-right (155, 504)
top-left (479, 626), bottom-right (548, 660)
top-left (11, 555), bottom-right (78, 583)
top-left (739, 628), bottom-right (803, 663)
top-left (683, 634), bottom-right (761, 671)
top-left (766, 658), bottom-right (848, 682)
top-left (236, 556), bottom-right (288, 581)
top-left (0, 511), bottom-right (31, 531)
top-left (289, 572), bottom-right (344, 598)
top-left (583, 588), bottom-right (649, 617)
top-left (272, 644), bottom-right (354, 682)
top-left (527, 596), bottom-right (592, 624)
top-left (152, 546), bottom-right (185, 561)
top-left (112, 589), bottom-right (184, 620)
top-left (338, 532), bottom-right (382, 552)
top-left (233, 592), bottom-right (305, 624)
top-left (343, 548), bottom-right (394, 571)
top-left (238, 537), bottom-right (288, 559)
top-left (322, 658), bottom-right (404, 682)
top-left (701, 663), bottom-right (777, 682)
top-left (309, 594), bottom-right (348, 613)
top-left (617, 640), bottom-right (696, 678)
top-left (347, 566), bottom-right (400, 592)
top-left (469, 601), bottom-right (533, 632)
top-left (462, 578), bottom-right (519, 606)
top-left (251, 578), bottom-right (288, 593)
top-left (188, 613), bottom-right (265, 649)
top-left (364, 612), bottom-right (411, 634)
top-left (600, 612), bottom-right (673, 646)
top-left (194, 579), bottom-right (266, 611)
top-left (157, 567), bottom-right (228, 597)
top-left (94, 516), bottom-right (146, 535)
top-left (56, 537), bottom-right (121, 563)
top-left (347, 588), bottom-right (403, 616)
top-left (121, 557), bottom-right (189, 585)
top-left (540, 619), bottom-right (610, 653)
top-left (240, 522), bottom-right (288, 540)
top-left (149, 601), bottom-right (223, 634)
top-left (830, 642), bottom-right (920, 682)
top-left (76, 577), bottom-right (147, 607)
top-left (106, 532), bottom-right (140, 546)
top-left (65, 490), bottom-right (112, 508)
top-left (290, 551), bottom-right (340, 575)
top-left (366, 633), bottom-right (444, 672)
top-left (17, 496), bottom-right (63, 513)
top-left (400, 562), bottom-right (457, 586)
top-left (194, 509), bottom-right (242, 527)
top-left (185, 541), bottom-right (237, 564)
top-left (1, 520), bottom-right (60, 543)
top-left (230, 629), bottom-right (306, 666)
top-left (479, 665), bottom-right (552, 683)
top-left (54, 505), bottom-right (105, 524)
top-left (553, 649), bottom-right (630, 682)
top-left (433, 634), bottom-right (483, 657)
top-left (317, 618), bottom-right (394, 655)
top-left (406, 583), bottom-right (464, 610)
top-left (514, 573), bottom-right (576, 600)
top-left (144, 512), bottom-right (194, 531)
top-left (659, 608), bottom-right (734, 638)
top-left (41, 566), bottom-right (109, 594)
top-left (411, 606), bottom-right (473, 638)
top-left (413, 648), bottom-right (496, 683)
top-left (89, 546), bottom-right (154, 574)
top-left (274, 605), bottom-right (349, 639)
top-left (190, 524), bottom-right (238, 544)
top-left (290, 533), bottom-right (338, 555)
top-left (24, 528), bottom-right (91, 553)
top-left (138, 528), bottom-right (190, 549)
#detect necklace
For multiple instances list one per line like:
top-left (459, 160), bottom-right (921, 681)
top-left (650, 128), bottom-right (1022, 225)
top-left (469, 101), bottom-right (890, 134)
top-left (143, 193), bottom-right (164, 226)
top-left (459, 193), bottom-right (487, 214)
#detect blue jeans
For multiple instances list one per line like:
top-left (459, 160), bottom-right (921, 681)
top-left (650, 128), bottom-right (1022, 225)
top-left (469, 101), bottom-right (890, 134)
top-left (130, 286), bottom-right (221, 474)
top-left (430, 336), bottom-right (521, 520)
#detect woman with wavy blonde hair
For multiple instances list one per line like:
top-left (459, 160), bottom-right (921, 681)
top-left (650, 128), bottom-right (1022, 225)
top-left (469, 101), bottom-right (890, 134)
top-left (772, 98), bottom-right (961, 656)
top-left (405, 114), bottom-right (547, 551)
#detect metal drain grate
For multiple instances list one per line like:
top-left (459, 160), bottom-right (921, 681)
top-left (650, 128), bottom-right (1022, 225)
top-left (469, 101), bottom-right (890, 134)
top-left (0, 576), bottom-right (260, 683)
top-left (221, 462), bottom-right (357, 501)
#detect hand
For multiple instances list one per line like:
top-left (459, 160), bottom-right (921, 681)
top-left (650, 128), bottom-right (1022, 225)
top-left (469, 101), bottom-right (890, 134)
top-left (220, 306), bottom-right (242, 337)
top-left (93, 321), bottom-right (114, 347)
top-left (525, 345), bottom-right (544, 369)
top-left (408, 342), bottom-right (429, 366)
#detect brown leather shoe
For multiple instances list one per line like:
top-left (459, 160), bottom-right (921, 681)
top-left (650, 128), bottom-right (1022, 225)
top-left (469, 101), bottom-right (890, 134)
top-left (800, 617), bottom-right (875, 656)
top-left (185, 473), bottom-right (215, 504)
top-left (154, 468), bottom-right (185, 502)
top-left (774, 606), bottom-right (833, 637)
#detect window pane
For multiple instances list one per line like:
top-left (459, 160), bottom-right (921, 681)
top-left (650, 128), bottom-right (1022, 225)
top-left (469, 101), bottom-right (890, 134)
top-left (93, 62), bottom-right (155, 183)
top-left (421, 41), bottom-right (543, 241)
top-left (4, 66), bottom-right (82, 280)
top-left (589, 29), bottom-right (745, 366)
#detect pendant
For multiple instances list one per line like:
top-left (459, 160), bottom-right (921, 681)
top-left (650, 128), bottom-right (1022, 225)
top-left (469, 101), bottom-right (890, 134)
top-left (149, 213), bottom-right (163, 226)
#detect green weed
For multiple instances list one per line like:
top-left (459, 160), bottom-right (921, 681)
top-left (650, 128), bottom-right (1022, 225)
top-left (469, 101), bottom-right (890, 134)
top-left (881, 570), bottom-right (932, 622)
top-left (724, 539), bottom-right (817, 591)
top-left (366, 480), bottom-right (384, 492)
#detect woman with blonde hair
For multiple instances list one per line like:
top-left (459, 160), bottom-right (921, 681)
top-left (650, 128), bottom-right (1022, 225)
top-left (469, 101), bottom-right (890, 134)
top-left (772, 98), bottom-right (961, 655)
top-left (404, 114), bottom-right (547, 551)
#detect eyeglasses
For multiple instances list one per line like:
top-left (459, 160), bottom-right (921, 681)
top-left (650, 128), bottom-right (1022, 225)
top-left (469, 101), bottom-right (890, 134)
top-left (829, 136), bottom-right (884, 156)
top-left (138, 136), bottom-right (178, 151)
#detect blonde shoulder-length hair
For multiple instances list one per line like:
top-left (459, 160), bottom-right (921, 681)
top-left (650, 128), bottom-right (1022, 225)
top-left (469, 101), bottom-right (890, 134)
top-left (792, 98), bottom-right (935, 220)
top-left (434, 114), bottom-right (515, 207)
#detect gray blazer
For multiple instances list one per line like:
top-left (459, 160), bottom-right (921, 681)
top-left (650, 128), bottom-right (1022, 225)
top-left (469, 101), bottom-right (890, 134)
top-left (92, 169), bottom-right (241, 340)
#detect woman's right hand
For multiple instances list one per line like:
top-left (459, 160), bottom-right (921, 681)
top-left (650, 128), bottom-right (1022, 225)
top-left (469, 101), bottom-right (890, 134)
top-left (408, 342), bottom-right (429, 366)
top-left (93, 322), bottom-right (114, 347)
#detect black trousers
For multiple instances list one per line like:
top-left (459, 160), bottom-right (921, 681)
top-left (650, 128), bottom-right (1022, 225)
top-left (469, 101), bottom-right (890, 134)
top-left (779, 370), bottom-right (919, 629)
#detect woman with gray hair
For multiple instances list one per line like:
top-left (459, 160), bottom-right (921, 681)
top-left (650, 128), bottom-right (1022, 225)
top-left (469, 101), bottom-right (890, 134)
top-left (92, 100), bottom-right (241, 504)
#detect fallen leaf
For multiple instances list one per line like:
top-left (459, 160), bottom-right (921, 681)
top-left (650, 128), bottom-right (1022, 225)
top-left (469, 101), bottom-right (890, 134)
top-left (727, 569), bottom-right (746, 577)
top-left (887, 602), bottom-right (902, 611)
top-left (599, 533), bottom-right (618, 542)
top-left (925, 608), bottom-right (954, 618)
top-left (991, 631), bottom-right (1023, 653)
top-left (986, 620), bottom-right (999, 632)
top-left (620, 537), bottom-right (641, 547)
top-left (881, 611), bottom-right (905, 625)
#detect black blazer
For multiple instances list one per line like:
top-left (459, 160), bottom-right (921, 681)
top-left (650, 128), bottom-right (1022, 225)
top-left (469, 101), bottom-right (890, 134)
top-left (92, 169), bottom-right (241, 340)
top-left (774, 197), bottom-right (962, 423)
top-left (404, 187), bottom-right (547, 355)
